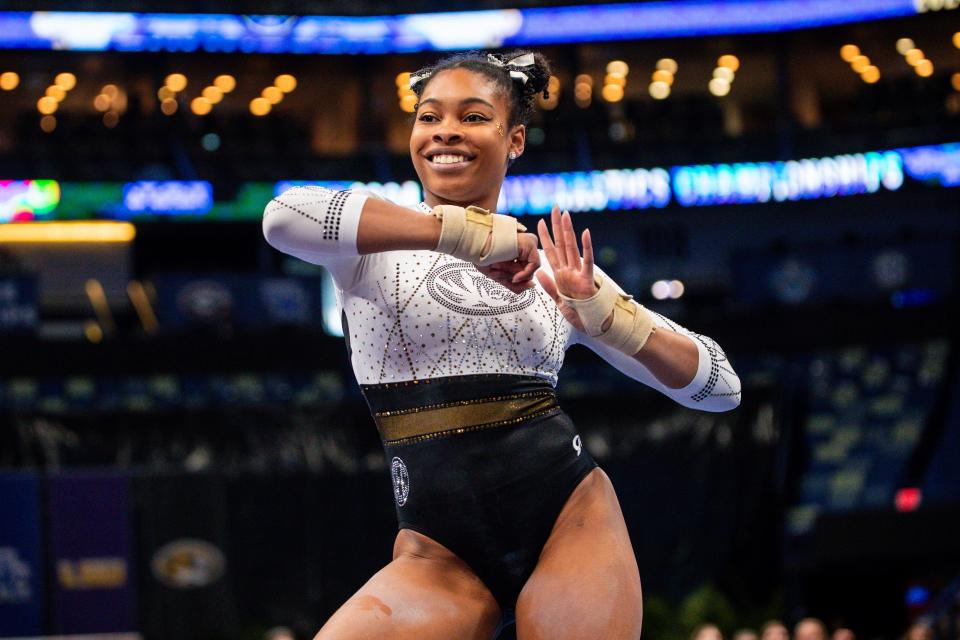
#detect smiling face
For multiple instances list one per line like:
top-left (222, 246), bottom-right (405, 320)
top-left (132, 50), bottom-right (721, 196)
top-left (410, 68), bottom-right (524, 211)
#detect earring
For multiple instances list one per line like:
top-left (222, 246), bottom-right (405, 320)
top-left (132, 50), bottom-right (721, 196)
top-left (509, 151), bottom-right (518, 160)
top-left (496, 122), bottom-right (505, 137)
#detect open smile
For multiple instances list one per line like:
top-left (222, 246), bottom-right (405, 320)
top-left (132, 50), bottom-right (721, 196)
top-left (423, 150), bottom-right (476, 170)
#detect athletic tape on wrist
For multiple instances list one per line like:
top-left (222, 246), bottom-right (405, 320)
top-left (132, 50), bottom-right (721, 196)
top-left (432, 205), bottom-right (526, 266)
top-left (560, 274), bottom-right (656, 355)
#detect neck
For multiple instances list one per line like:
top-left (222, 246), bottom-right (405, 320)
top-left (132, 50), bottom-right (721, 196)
top-left (423, 188), bottom-right (501, 213)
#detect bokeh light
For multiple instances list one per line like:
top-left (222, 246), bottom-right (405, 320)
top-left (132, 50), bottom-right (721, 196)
top-left (652, 70), bottom-right (674, 85)
top-left (851, 55), bottom-right (871, 73)
top-left (45, 85), bottom-right (66, 102)
top-left (651, 280), bottom-right (671, 300)
top-left (164, 73), bottom-right (187, 92)
top-left (713, 67), bottom-right (734, 82)
top-left (274, 74), bottom-right (297, 93)
top-left (861, 66), bottom-right (881, 84)
top-left (708, 77), bottom-right (731, 96)
top-left (655, 58), bottom-right (678, 74)
top-left (604, 73), bottom-right (626, 87)
top-left (0, 71), bottom-right (20, 91)
top-left (606, 60), bottom-right (629, 76)
top-left (718, 54), bottom-right (740, 71)
top-left (648, 81), bottom-right (670, 100)
top-left (202, 86), bottom-right (224, 104)
top-left (905, 48), bottom-right (924, 66)
top-left (54, 72), bottom-right (77, 90)
top-left (601, 83), bottom-right (624, 102)
top-left (895, 38), bottom-right (915, 55)
top-left (201, 132), bottom-right (221, 152)
top-left (37, 96), bottom-right (58, 115)
top-left (190, 97), bottom-right (212, 115)
top-left (213, 74), bottom-right (236, 93)
top-left (840, 44), bottom-right (860, 62)
top-left (262, 86), bottom-right (284, 105)
top-left (250, 97), bottom-right (271, 116)
top-left (400, 93), bottom-right (418, 112)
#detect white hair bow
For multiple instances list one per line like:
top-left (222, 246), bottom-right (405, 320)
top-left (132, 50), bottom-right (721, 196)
top-left (486, 52), bottom-right (535, 84)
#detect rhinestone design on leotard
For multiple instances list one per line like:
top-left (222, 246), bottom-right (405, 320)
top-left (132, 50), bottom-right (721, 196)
top-left (651, 311), bottom-right (741, 404)
top-left (342, 250), bottom-right (570, 385)
top-left (265, 186), bottom-right (352, 242)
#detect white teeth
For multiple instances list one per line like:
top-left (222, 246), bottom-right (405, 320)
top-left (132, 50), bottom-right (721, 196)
top-left (431, 154), bottom-right (467, 164)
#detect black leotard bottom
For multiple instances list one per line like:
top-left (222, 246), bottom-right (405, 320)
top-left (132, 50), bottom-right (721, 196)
top-left (361, 374), bottom-right (597, 616)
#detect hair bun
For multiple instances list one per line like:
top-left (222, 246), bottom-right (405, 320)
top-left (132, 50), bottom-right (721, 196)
top-left (505, 50), bottom-right (552, 100)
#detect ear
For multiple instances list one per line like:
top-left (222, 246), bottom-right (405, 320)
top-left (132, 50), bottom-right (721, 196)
top-left (509, 124), bottom-right (525, 158)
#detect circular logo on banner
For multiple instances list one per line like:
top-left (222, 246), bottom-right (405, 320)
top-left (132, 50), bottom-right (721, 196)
top-left (426, 263), bottom-right (536, 316)
top-left (391, 457), bottom-right (410, 506)
top-left (151, 538), bottom-right (226, 589)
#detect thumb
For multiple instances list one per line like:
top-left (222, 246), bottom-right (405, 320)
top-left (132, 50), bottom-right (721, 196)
top-left (536, 270), bottom-right (561, 302)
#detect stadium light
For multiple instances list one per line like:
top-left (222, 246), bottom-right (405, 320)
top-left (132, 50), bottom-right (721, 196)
top-left (0, 221), bottom-right (136, 243)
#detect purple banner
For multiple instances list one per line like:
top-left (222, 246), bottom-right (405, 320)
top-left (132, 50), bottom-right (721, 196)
top-left (47, 473), bottom-right (136, 634)
top-left (0, 472), bottom-right (44, 637)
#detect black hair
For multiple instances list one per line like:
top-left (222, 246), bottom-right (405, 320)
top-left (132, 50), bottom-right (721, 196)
top-left (410, 50), bottom-right (552, 128)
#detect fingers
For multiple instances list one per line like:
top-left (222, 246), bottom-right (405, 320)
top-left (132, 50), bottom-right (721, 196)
top-left (536, 270), bottom-right (560, 302)
top-left (537, 218), bottom-right (559, 270)
top-left (581, 228), bottom-right (594, 279)
top-left (512, 235), bottom-right (540, 283)
top-left (512, 261), bottom-right (538, 284)
top-left (480, 266), bottom-right (532, 293)
top-left (550, 205), bottom-right (567, 268)
top-left (561, 211), bottom-right (581, 270)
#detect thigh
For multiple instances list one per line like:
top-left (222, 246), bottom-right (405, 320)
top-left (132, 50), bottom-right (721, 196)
top-left (315, 529), bottom-right (501, 640)
top-left (515, 468), bottom-right (642, 640)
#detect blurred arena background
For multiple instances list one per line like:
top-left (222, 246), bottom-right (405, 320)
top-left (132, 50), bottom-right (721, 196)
top-left (1, 0), bottom-right (959, 638)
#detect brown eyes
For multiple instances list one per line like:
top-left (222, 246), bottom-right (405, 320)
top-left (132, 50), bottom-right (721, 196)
top-left (417, 113), bottom-right (489, 123)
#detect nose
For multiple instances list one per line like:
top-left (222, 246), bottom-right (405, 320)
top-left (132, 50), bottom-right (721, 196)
top-left (432, 117), bottom-right (464, 144)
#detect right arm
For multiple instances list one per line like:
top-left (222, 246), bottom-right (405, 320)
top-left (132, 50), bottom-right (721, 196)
top-left (263, 186), bottom-right (540, 291)
top-left (262, 186), bottom-right (441, 262)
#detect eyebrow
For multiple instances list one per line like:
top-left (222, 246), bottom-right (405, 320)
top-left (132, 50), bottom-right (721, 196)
top-left (418, 97), bottom-right (496, 110)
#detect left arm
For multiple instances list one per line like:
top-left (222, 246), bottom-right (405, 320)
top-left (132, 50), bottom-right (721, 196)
top-left (535, 207), bottom-right (741, 412)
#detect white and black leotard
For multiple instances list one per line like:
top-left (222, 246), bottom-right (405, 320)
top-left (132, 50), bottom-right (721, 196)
top-left (263, 186), bottom-right (741, 610)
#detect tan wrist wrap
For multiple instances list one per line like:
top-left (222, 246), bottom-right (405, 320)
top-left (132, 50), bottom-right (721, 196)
top-left (560, 274), bottom-right (656, 355)
top-left (432, 205), bottom-right (526, 266)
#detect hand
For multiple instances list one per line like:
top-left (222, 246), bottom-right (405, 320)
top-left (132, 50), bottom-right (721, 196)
top-left (477, 232), bottom-right (540, 294)
top-left (535, 206), bottom-right (597, 331)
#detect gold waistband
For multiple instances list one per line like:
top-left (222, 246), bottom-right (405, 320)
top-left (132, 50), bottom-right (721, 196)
top-left (374, 391), bottom-right (560, 445)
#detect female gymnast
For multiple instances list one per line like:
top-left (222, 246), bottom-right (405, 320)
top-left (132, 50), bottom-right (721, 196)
top-left (263, 49), bottom-right (741, 640)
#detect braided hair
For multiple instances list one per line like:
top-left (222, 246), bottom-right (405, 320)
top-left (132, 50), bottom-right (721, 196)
top-left (410, 50), bottom-right (552, 129)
